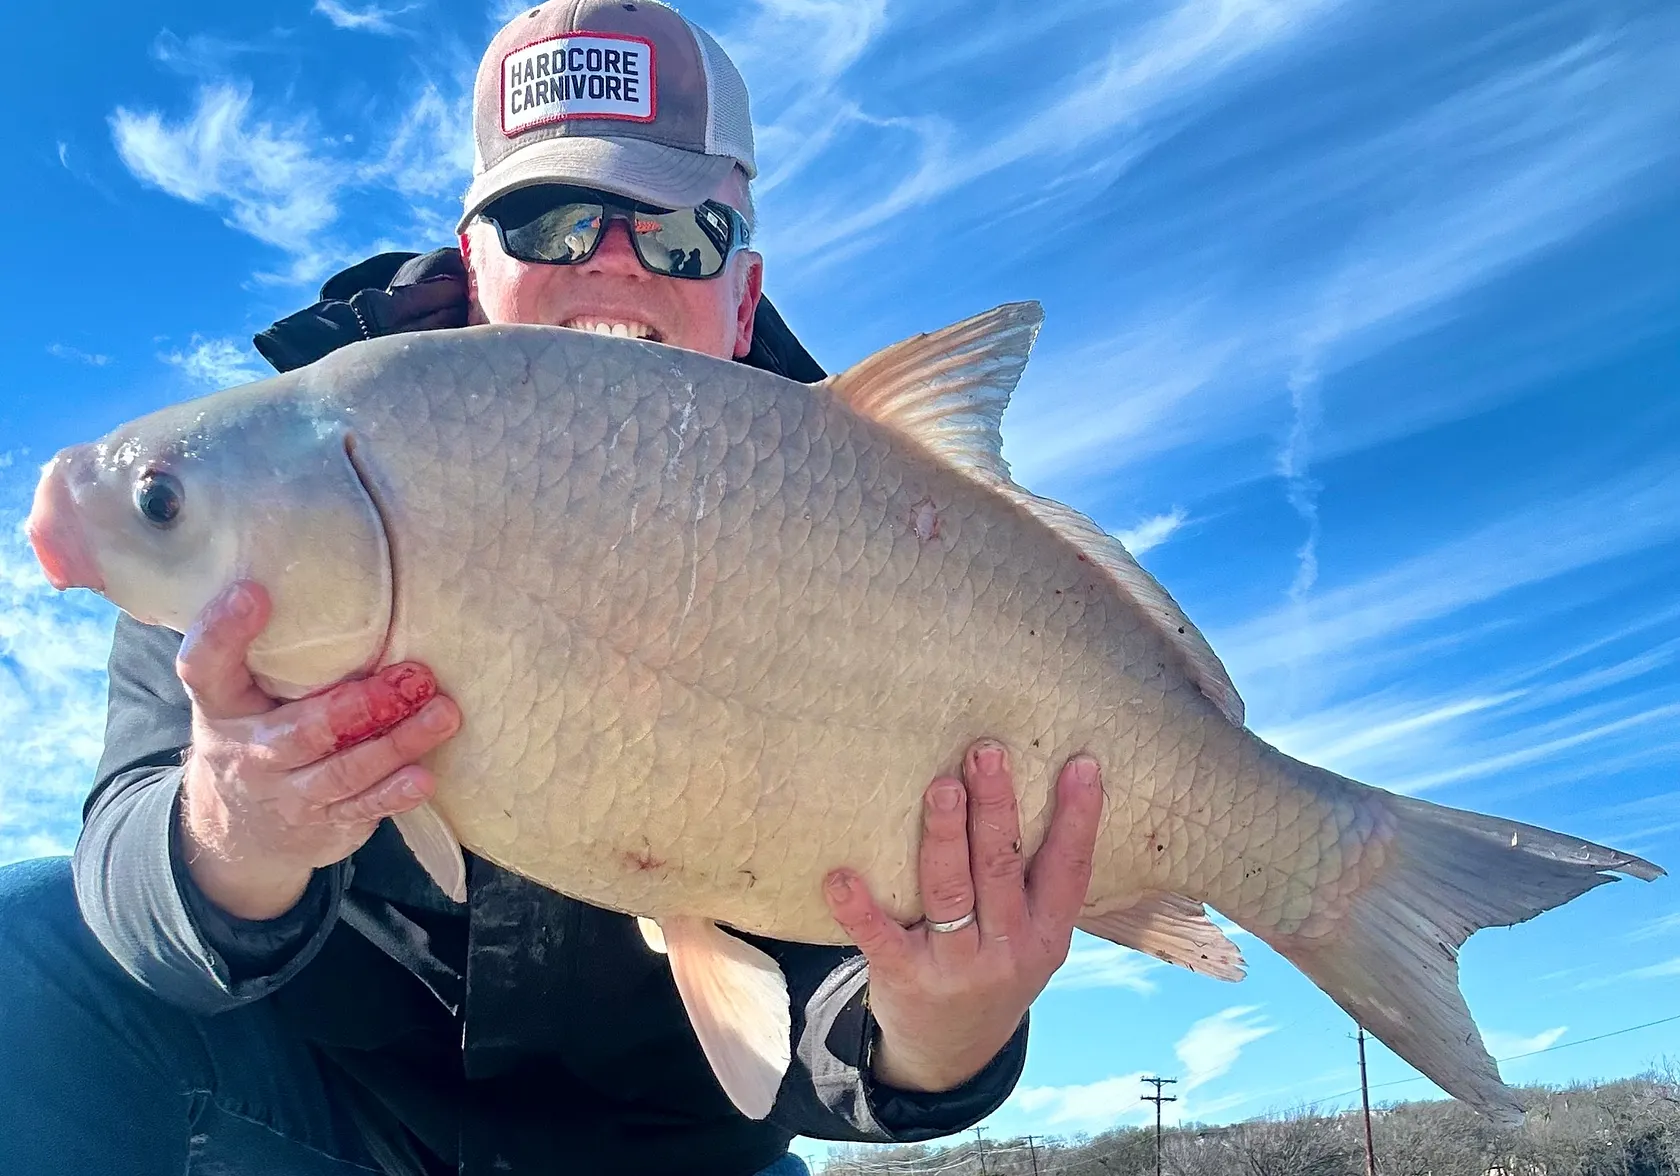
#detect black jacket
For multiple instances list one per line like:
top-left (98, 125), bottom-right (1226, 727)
top-left (72, 254), bottom-right (1028, 1176)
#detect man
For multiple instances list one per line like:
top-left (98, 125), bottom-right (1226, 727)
top-left (0, 3), bottom-right (1103, 1173)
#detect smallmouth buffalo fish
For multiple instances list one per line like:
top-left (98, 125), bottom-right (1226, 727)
top-left (26, 304), bottom-right (1663, 1123)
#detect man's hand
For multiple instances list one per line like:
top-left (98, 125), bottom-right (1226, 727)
top-left (176, 581), bottom-right (462, 921)
top-left (823, 742), bottom-right (1104, 1093)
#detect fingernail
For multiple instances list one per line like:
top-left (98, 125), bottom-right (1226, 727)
top-left (224, 583), bottom-right (253, 620)
top-left (1071, 756), bottom-right (1100, 787)
top-left (397, 772), bottom-right (426, 800)
top-left (973, 743), bottom-right (1006, 775)
top-left (419, 700), bottom-right (455, 733)
top-left (826, 872), bottom-right (853, 900)
top-left (380, 664), bottom-right (438, 707)
top-left (930, 783), bottom-right (962, 812)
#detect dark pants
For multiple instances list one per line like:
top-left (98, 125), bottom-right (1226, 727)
top-left (0, 856), bottom-right (381, 1174)
top-left (0, 858), bottom-right (815, 1176)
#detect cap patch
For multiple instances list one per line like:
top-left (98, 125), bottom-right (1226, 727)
top-left (502, 33), bottom-right (656, 133)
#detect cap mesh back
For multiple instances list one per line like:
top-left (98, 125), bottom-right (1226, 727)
top-left (686, 19), bottom-right (755, 175)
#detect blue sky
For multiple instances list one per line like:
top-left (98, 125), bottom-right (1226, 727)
top-left (1, 0), bottom-right (1676, 1156)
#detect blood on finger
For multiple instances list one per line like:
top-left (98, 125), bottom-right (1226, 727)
top-left (328, 665), bottom-right (439, 752)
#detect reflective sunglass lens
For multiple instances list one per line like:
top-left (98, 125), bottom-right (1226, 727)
top-left (484, 186), bottom-right (742, 278)
top-left (503, 204), bottom-right (603, 263)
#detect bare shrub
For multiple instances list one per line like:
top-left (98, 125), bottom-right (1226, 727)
top-left (1370, 1097), bottom-right (1505, 1176)
top-left (1501, 1077), bottom-right (1680, 1176)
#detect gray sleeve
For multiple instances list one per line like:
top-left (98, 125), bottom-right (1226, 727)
top-left (765, 943), bottom-right (1030, 1142)
top-left (71, 613), bottom-right (348, 1015)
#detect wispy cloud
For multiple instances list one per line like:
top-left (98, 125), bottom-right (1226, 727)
top-left (1578, 955), bottom-right (1680, 990)
top-left (0, 469), bottom-right (115, 865)
top-left (108, 50), bottom-right (475, 286)
top-left (313, 0), bottom-right (416, 35)
top-left (1176, 1006), bottom-right (1274, 1091)
top-left (357, 80), bottom-right (475, 241)
top-left (1484, 1026), bottom-right (1567, 1058)
top-left (1219, 459), bottom-right (1680, 699)
top-left (1118, 508), bottom-right (1189, 557)
top-left (743, 0), bottom-right (1342, 269)
top-left (161, 336), bottom-right (268, 388)
top-left (46, 343), bottom-right (111, 367)
top-left (149, 30), bottom-right (282, 77)
top-left (1623, 957), bottom-right (1680, 982)
top-left (112, 84), bottom-right (341, 265)
top-left (487, 0), bottom-right (531, 25)
top-left (1386, 700), bottom-right (1680, 795)
top-left (1241, 591), bottom-right (1680, 798)
top-left (1630, 913), bottom-right (1680, 942)
top-left (1049, 935), bottom-right (1164, 994)
top-left (1004, 9), bottom-right (1680, 486)
top-left (1009, 1059), bottom-right (1268, 1131)
top-left (1262, 692), bottom-right (1523, 773)
top-left (1010, 1071), bottom-right (1153, 1129)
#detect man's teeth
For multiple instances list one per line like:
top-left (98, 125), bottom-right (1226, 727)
top-left (561, 319), bottom-right (656, 340)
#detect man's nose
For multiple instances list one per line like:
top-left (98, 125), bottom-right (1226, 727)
top-left (581, 217), bottom-right (646, 277)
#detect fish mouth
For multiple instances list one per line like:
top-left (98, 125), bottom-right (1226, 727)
top-left (26, 450), bottom-right (105, 594)
top-left (343, 432), bottom-right (399, 674)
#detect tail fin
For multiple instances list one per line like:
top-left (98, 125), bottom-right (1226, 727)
top-left (1261, 765), bottom-right (1662, 1127)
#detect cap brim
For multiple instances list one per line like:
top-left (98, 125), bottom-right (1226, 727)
top-left (457, 136), bottom-right (736, 232)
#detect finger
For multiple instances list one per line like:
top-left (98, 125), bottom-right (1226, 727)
top-left (963, 740), bottom-right (1028, 941)
top-left (824, 870), bottom-right (913, 977)
top-left (260, 664), bottom-right (441, 770)
top-left (1026, 756), bottom-right (1105, 936)
top-left (177, 582), bottom-right (274, 721)
top-left (320, 765), bottom-right (436, 825)
top-left (290, 696), bottom-right (460, 806)
top-left (916, 777), bottom-right (979, 962)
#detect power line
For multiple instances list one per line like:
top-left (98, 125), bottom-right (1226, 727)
top-left (1322, 1010), bottom-right (1680, 1103)
top-left (816, 1008), bottom-right (1680, 1174)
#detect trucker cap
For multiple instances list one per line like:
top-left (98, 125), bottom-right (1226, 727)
top-left (457, 0), bottom-right (756, 232)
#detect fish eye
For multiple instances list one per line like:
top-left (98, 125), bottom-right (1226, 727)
top-left (133, 471), bottom-right (184, 529)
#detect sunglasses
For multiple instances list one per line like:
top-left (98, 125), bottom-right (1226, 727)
top-left (477, 184), bottom-right (752, 280)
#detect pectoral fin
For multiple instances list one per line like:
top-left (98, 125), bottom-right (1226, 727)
top-left (660, 917), bottom-right (791, 1120)
top-left (637, 916), bottom-right (668, 954)
top-left (1079, 891), bottom-right (1246, 981)
top-left (391, 802), bottom-right (467, 904)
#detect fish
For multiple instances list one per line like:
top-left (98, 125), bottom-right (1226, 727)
top-left (26, 304), bottom-right (1663, 1125)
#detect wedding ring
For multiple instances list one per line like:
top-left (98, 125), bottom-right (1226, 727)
top-left (924, 909), bottom-right (977, 934)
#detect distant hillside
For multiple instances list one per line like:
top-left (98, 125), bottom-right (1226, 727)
top-left (815, 1071), bottom-right (1680, 1175)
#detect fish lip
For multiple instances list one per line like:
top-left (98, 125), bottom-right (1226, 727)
top-left (26, 452), bottom-right (106, 594)
top-left (342, 432), bottom-right (398, 675)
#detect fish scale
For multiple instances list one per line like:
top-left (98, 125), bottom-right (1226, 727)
top-left (30, 303), bottom-right (1662, 1126)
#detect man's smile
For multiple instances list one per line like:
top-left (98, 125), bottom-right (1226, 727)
top-left (559, 317), bottom-right (662, 342)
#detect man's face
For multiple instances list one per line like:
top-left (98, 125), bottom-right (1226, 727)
top-left (461, 170), bottom-right (763, 362)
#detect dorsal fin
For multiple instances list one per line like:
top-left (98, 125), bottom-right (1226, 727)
top-left (826, 303), bottom-right (1246, 727)
top-left (823, 302), bottom-right (1038, 483)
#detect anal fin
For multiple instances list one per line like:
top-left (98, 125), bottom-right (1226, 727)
top-left (391, 802), bottom-right (466, 904)
top-left (1079, 891), bottom-right (1246, 981)
top-left (660, 917), bottom-right (791, 1120)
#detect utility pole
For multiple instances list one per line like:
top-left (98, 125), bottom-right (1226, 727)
top-left (973, 1125), bottom-right (991, 1175)
top-left (1026, 1134), bottom-right (1042, 1176)
top-left (1141, 1076), bottom-right (1178, 1176)
top-left (1356, 1028), bottom-right (1378, 1176)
